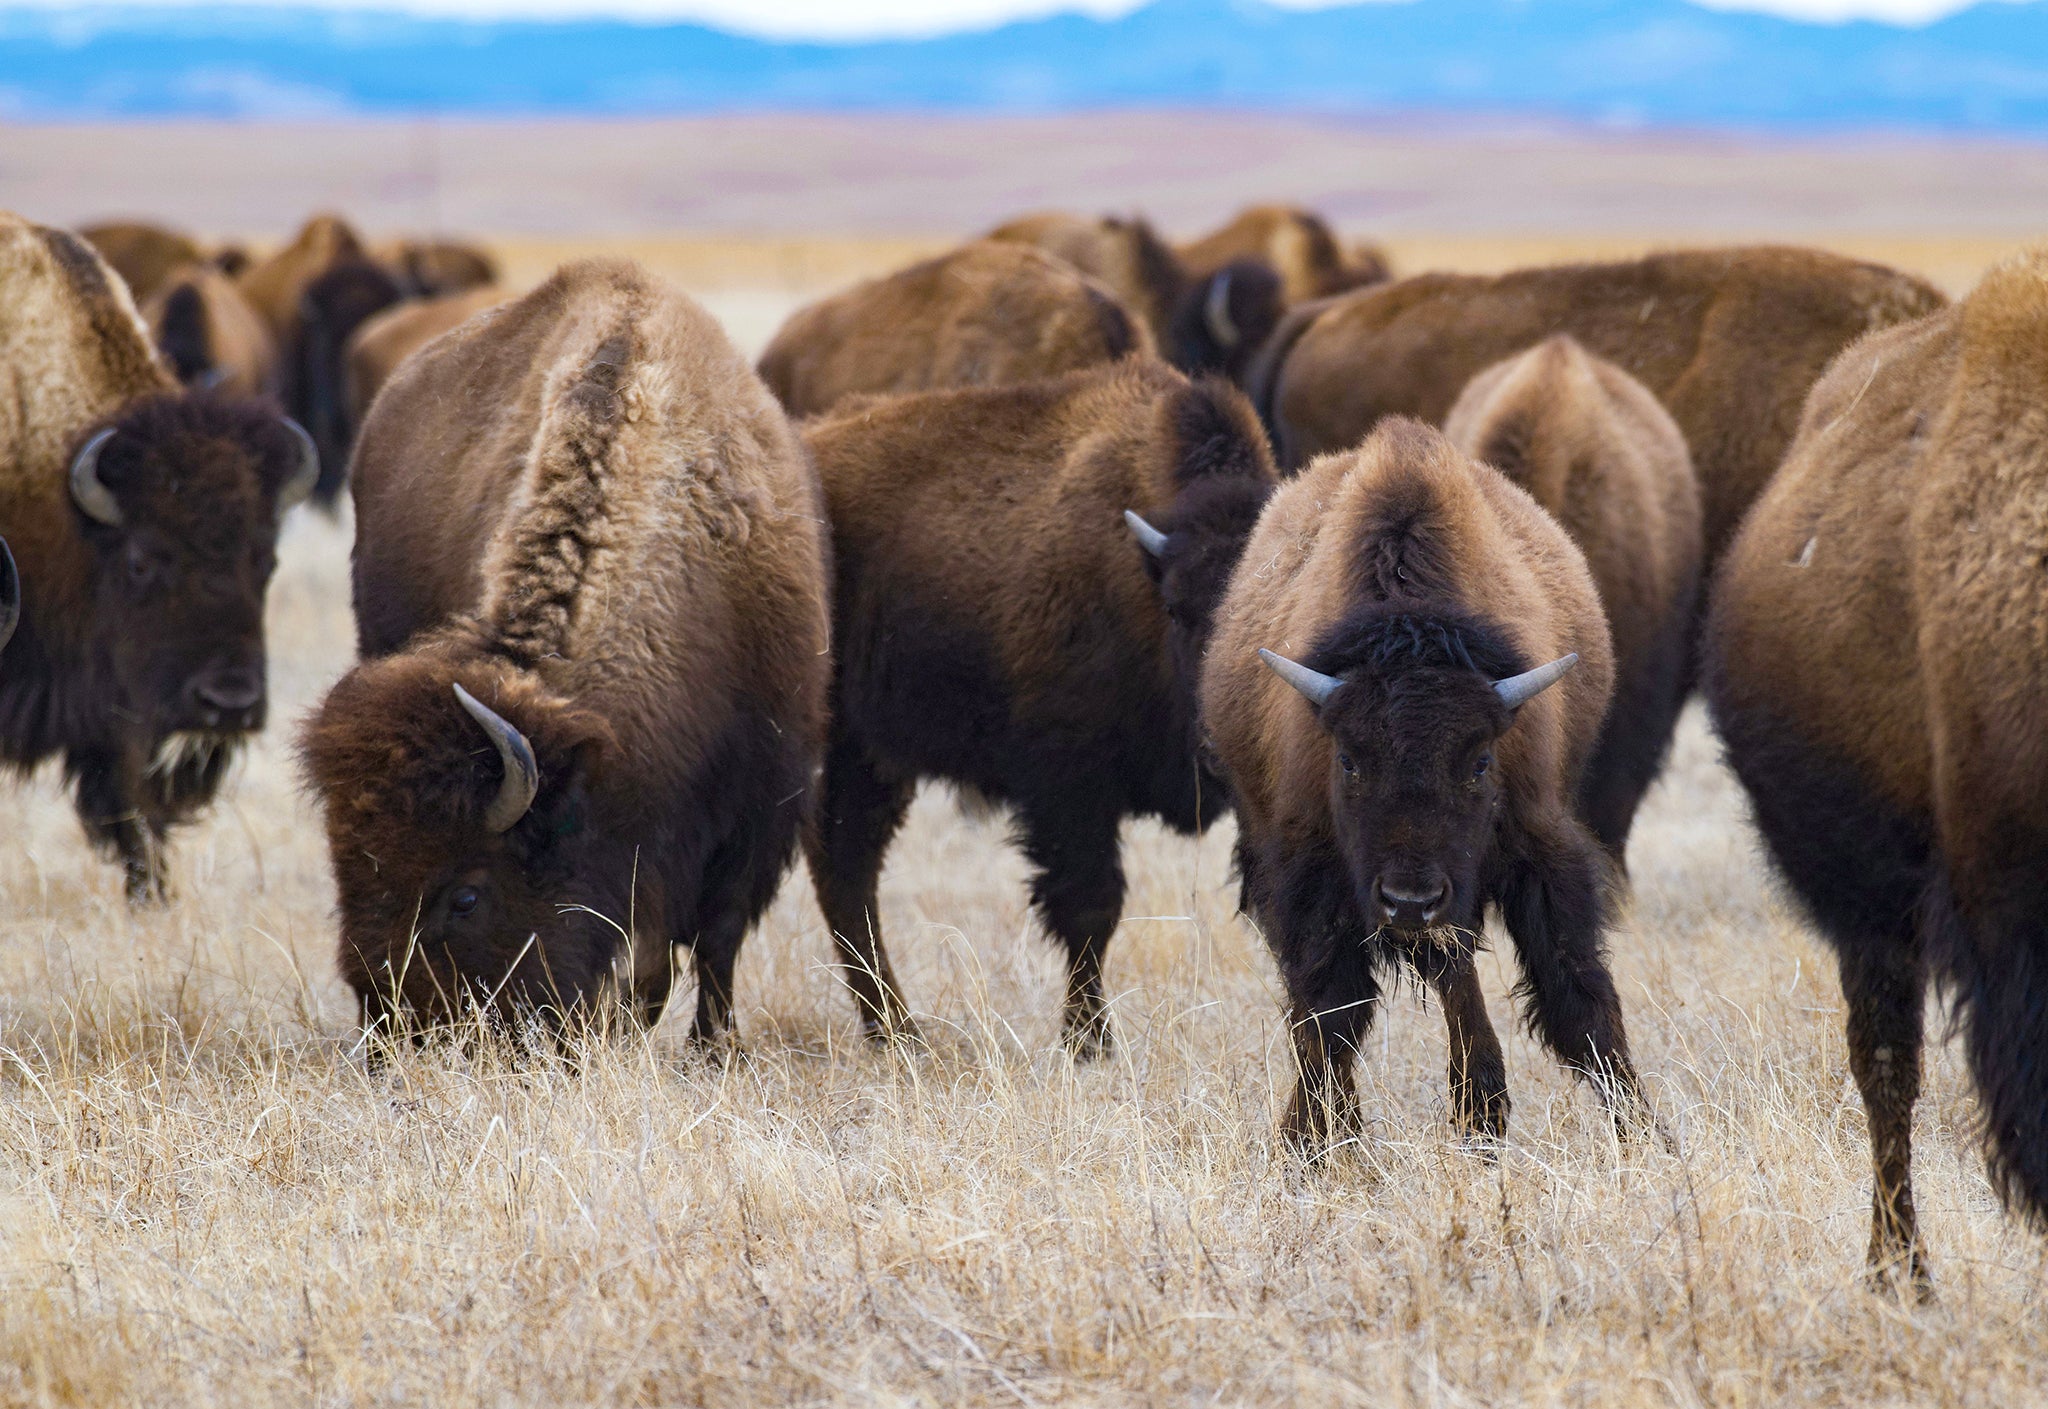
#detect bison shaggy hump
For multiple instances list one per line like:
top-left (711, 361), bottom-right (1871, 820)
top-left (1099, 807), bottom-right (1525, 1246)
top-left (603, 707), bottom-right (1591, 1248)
top-left (801, 359), bottom-right (1276, 1055)
top-left (1202, 418), bottom-right (1646, 1152)
top-left (1445, 336), bottom-right (1702, 864)
top-left (757, 240), bottom-right (1150, 419)
top-left (1705, 248), bottom-right (2048, 1294)
top-left (300, 257), bottom-right (831, 1041)
top-left (1253, 245), bottom-right (1945, 568)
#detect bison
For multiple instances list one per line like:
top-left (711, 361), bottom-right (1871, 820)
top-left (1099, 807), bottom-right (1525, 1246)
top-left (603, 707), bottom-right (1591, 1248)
top-left (1251, 246), bottom-right (1945, 567)
top-left (1444, 336), bottom-right (1702, 862)
top-left (800, 360), bottom-right (1277, 1053)
top-left (344, 285), bottom-right (506, 442)
top-left (144, 262), bottom-right (280, 398)
top-left (0, 212), bottom-right (318, 899)
top-left (985, 211), bottom-right (1282, 385)
top-left (79, 220), bottom-right (209, 303)
top-left (757, 241), bottom-right (1150, 418)
top-left (300, 257), bottom-right (830, 1039)
top-left (1177, 204), bottom-right (1390, 305)
top-left (372, 237), bottom-right (498, 299)
top-left (1201, 418), bottom-right (1643, 1151)
top-left (1705, 249), bottom-right (2048, 1293)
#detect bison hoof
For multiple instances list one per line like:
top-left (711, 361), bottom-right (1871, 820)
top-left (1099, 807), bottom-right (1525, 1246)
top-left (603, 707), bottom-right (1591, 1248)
top-left (1062, 1014), bottom-right (1114, 1062)
top-left (1865, 1241), bottom-right (1936, 1304)
top-left (862, 1014), bottom-right (926, 1051)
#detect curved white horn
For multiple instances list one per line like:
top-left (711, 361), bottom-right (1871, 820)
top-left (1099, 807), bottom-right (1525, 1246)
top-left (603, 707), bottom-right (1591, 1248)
top-left (1124, 510), bottom-right (1169, 558)
top-left (68, 429), bottom-right (124, 527)
top-left (453, 683), bottom-right (540, 833)
top-left (1258, 648), bottom-right (1342, 708)
top-left (1493, 652), bottom-right (1578, 710)
top-left (0, 537), bottom-right (19, 656)
top-left (276, 417), bottom-right (321, 513)
top-left (1204, 268), bottom-right (1239, 349)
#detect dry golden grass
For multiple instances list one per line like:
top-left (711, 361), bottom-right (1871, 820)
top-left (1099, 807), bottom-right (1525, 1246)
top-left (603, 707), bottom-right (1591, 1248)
top-left (4, 243), bottom-right (2046, 1406)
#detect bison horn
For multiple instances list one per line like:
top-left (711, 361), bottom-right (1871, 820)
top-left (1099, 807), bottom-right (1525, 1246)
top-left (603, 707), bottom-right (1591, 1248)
top-left (1258, 648), bottom-right (1342, 708)
top-left (68, 428), bottom-right (124, 527)
top-left (1124, 510), bottom-right (1170, 558)
top-left (1204, 269), bottom-right (1239, 349)
top-left (452, 682), bottom-right (540, 833)
top-left (277, 418), bottom-right (321, 514)
top-left (1493, 652), bottom-right (1579, 710)
top-left (0, 537), bottom-right (18, 656)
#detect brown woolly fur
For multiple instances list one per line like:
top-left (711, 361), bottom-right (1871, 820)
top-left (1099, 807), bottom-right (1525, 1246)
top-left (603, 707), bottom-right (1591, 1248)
top-left (371, 236), bottom-right (498, 297)
top-left (234, 213), bottom-right (367, 342)
top-left (79, 219), bottom-right (207, 303)
top-left (756, 241), bottom-right (1152, 418)
top-left (1202, 418), bottom-right (1644, 1152)
top-left (1446, 336), bottom-right (1703, 863)
top-left (1705, 247), bottom-right (2048, 1294)
top-left (1177, 204), bottom-right (1391, 304)
top-left (1255, 245), bottom-right (1945, 565)
top-left (344, 285), bottom-right (507, 435)
top-left (302, 257), bottom-right (831, 1040)
top-left (0, 211), bottom-right (313, 901)
top-left (801, 359), bottom-right (1276, 1055)
top-left (143, 262), bottom-right (280, 398)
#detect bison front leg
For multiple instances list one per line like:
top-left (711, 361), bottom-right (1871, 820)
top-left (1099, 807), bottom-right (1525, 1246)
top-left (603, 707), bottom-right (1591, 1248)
top-left (67, 742), bottom-right (166, 903)
top-left (805, 729), bottom-right (918, 1042)
top-left (1495, 817), bottom-right (1648, 1132)
top-left (1434, 958), bottom-right (1510, 1143)
top-left (1021, 801), bottom-right (1125, 1060)
top-left (1838, 933), bottom-right (1933, 1298)
top-left (1281, 974), bottom-right (1382, 1159)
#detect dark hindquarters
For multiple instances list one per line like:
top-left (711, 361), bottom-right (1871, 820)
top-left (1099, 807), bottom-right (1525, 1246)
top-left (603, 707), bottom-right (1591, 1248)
top-left (804, 722), bottom-right (917, 1039)
top-left (1490, 814), bottom-right (1644, 1123)
top-left (1019, 792), bottom-right (1127, 1059)
top-left (1709, 696), bottom-right (1935, 1289)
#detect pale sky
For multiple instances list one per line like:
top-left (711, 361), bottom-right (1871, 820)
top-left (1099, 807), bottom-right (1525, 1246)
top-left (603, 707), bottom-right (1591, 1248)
top-left (4, 0), bottom-right (1986, 37)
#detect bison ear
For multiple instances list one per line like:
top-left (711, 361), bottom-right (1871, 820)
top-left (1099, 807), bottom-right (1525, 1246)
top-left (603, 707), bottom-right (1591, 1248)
top-left (528, 727), bottom-right (609, 845)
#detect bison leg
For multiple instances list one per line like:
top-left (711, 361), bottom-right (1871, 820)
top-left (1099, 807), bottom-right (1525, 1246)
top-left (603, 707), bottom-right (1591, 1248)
top-left (1435, 959), bottom-right (1510, 1142)
top-left (1282, 976), bottom-right (1382, 1157)
top-left (67, 744), bottom-right (165, 903)
top-left (1021, 802), bottom-right (1124, 1059)
top-left (1839, 935), bottom-right (1933, 1297)
top-left (805, 731), bottom-right (917, 1041)
top-left (688, 939), bottom-right (738, 1047)
top-left (1495, 820), bottom-right (1646, 1129)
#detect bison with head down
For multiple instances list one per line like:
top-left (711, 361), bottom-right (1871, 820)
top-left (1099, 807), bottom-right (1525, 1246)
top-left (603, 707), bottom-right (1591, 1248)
top-left (1707, 249), bottom-right (2048, 1295)
top-left (300, 257), bottom-right (830, 1040)
top-left (0, 213), bottom-right (317, 900)
top-left (801, 360), bottom-right (1276, 1054)
top-left (1202, 419), bottom-right (1645, 1151)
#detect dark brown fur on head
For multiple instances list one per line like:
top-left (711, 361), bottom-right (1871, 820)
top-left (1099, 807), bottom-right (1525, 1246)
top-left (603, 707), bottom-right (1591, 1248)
top-left (300, 649), bottom-right (624, 1028)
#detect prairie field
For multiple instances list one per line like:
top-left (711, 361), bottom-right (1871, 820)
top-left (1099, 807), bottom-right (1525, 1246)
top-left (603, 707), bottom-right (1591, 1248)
top-left (3, 233), bottom-right (2047, 1407)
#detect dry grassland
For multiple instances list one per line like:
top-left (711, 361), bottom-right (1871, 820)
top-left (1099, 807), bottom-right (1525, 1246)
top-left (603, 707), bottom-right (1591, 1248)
top-left (2, 238), bottom-right (2044, 1407)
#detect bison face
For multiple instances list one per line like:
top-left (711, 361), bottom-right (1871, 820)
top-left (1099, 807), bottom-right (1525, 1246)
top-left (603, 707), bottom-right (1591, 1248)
top-left (68, 393), bottom-right (316, 742)
top-left (1259, 617), bottom-right (1578, 937)
top-left (302, 658), bottom-right (633, 1035)
top-left (1168, 260), bottom-right (1284, 382)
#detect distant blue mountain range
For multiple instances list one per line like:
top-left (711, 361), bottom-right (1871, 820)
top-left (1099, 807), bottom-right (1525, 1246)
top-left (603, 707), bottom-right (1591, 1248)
top-left (3, 0), bottom-right (2048, 130)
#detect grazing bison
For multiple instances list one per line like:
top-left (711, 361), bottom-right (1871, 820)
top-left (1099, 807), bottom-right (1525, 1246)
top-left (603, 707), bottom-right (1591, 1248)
top-left (0, 213), bottom-right (318, 899)
top-left (344, 285), bottom-right (506, 438)
top-left (1177, 205), bottom-right (1390, 304)
top-left (79, 220), bottom-right (207, 303)
top-left (1202, 418), bottom-right (1643, 1150)
top-left (757, 241), bottom-right (1149, 418)
top-left (1252, 247), bottom-right (1945, 565)
top-left (300, 258), bottom-right (830, 1038)
top-left (1705, 250), bottom-right (2048, 1293)
top-left (1444, 336), bottom-right (1702, 862)
top-left (144, 263), bottom-right (280, 398)
top-left (372, 237), bottom-right (498, 298)
top-left (802, 361), bottom-right (1277, 1053)
top-left (986, 211), bottom-right (1281, 384)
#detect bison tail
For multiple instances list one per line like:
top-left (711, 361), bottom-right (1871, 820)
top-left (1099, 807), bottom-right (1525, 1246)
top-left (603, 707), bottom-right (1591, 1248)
top-left (1929, 867), bottom-right (2048, 1228)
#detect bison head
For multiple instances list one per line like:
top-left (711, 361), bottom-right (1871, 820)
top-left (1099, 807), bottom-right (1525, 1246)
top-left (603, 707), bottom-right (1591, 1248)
top-left (67, 392), bottom-right (316, 741)
top-left (301, 653), bottom-right (632, 1034)
top-left (1169, 260), bottom-right (1284, 383)
top-left (1125, 477), bottom-right (1271, 704)
top-left (296, 257), bottom-right (406, 505)
top-left (1259, 611), bottom-right (1576, 935)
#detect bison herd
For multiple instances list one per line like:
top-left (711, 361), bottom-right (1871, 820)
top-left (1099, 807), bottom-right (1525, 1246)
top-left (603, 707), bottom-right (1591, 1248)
top-left (1, 199), bottom-right (2043, 1296)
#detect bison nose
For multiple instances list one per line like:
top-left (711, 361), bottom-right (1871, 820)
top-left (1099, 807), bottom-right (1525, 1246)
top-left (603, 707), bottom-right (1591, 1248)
top-left (1374, 875), bottom-right (1451, 930)
top-left (188, 667), bottom-right (265, 726)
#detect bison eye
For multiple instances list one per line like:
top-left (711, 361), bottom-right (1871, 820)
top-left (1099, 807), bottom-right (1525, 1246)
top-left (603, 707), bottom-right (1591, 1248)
top-left (1472, 755), bottom-right (1492, 781)
top-left (1337, 752), bottom-right (1357, 775)
top-left (450, 887), bottom-right (481, 918)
